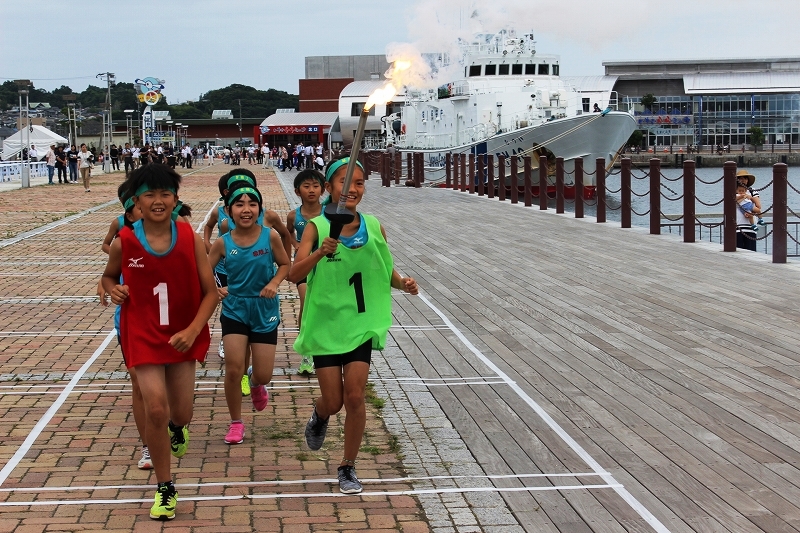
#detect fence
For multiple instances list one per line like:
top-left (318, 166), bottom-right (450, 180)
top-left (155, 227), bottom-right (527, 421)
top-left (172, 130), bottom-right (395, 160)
top-left (0, 161), bottom-right (49, 182)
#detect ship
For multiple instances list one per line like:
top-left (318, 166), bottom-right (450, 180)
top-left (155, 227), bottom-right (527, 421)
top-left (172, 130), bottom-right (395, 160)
top-left (338, 30), bottom-right (637, 199)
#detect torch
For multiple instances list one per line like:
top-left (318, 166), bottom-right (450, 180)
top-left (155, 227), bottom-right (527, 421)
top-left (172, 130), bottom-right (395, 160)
top-left (324, 83), bottom-right (397, 241)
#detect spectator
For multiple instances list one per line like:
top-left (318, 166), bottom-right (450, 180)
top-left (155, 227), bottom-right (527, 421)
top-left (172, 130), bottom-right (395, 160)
top-left (55, 145), bottom-right (67, 184)
top-left (44, 144), bottom-right (56, 184)
top-left (29, 145), bottom-right (38, 162)
top-left (77, 143), bottom-right (94, 192)
top-left (67, 144), bottom-right (78, 182)
top-left (110, 144), bottom-right (120, 171)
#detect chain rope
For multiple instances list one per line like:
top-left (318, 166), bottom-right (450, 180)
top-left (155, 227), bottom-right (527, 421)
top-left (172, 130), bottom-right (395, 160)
top-left (661, 212), bottom-right (684, 221)
top-left (695, 196), bottom-right (724, 207)
top-left (696, 174), bottom-right (725, 185)
top-left (631, 206), bottom-right (651, 216)
top-left (695, 217), bottom-right (723, 228)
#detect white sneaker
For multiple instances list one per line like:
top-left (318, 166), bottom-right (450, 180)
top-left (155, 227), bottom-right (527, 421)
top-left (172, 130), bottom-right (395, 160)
top-left (138, 447), bottom-right (153, 470)
top-left (218, 339), bottom-right (225, 359)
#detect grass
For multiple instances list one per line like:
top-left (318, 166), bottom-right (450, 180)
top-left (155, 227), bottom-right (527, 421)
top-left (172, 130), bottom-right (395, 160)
top-left (359, 445), bottom-right (381, 455)
top-left (364, 382), bottom-right (385, 409)
top-left (388, 434), bottom-right (401, 454)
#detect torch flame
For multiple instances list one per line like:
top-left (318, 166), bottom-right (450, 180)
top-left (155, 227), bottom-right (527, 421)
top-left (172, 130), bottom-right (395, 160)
top-left (365, 83), bottom-right (397, 111)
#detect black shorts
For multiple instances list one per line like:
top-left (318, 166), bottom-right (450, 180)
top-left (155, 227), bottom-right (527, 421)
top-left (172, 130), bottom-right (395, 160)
top-left (220, 314), bottom-right (278, 345)
top-left (215, 271), bottom-right (228, 287)
top-left (314, 340), bottom-right (372, 369)
top-left (295, 277), bottom-right (307, 286)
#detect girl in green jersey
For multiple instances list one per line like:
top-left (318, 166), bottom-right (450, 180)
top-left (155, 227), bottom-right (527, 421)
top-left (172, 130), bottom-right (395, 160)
top-left (288, 156), bottom-right (418, 494)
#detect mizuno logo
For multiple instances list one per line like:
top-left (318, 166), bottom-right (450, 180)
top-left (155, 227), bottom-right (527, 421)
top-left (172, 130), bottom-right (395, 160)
top-left (127, 257), bottom-right (144, 268)
top-left (352, 237), bottom-right (363, 244)
top-left (269, 316), bottom-right (278, 322)
top-left (229, 249), bottom-right (238, 255)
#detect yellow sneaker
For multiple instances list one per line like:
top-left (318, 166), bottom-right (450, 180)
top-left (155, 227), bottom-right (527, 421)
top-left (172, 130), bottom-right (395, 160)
top-left (149, 485), bottom-right (177, 520)
top-left (241, 373), bottom-right (251, 397)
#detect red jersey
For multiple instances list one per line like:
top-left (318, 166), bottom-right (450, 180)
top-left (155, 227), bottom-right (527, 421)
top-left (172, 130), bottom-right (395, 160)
top-left (119, 221), bottom-right (210, 367)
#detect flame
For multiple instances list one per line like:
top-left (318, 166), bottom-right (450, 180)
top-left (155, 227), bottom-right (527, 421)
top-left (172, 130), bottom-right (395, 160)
top-left (365, 83), bottom-right (397, 111)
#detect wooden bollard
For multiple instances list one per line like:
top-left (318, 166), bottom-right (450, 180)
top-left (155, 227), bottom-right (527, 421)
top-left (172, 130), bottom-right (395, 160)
top-left (596, 157), bottom-right (605, 223)
top-left (487, 155), bottom-right (494, 199)
top-left (621, 158), bottom-right (631, 228)
top-left (574, 158), bottom-right (584, 218)
top-left (415, 153), bottom-right (422, 188)
top-left (523, 157), bottom-right (532, 207)
top-left (445, 153), bottom-right (452, 189)
top-left (683, 160), bottom-right (695, 242)
top-left (477, 154), bottom-right (485, 196)
top-left (498, 156), bottom-right (506, 201)
top-left (773, 163), bottom-right (788, 263)
top-left (510, 157), bottom-right (519, 204)
top-left (452, 152), bottom-right (459, 190)
top-left (394, 153), bottom-right (401, 185)
top-left (556, 157), bottom-right (564, 213)
top-left (460, 153), bottom-right (467, 193)
top-left (468, 153), bottom-right (475, 194)
top-left (723, 161), bottom-right (737, 251)
top-left (406, 152), bottom-right (413, 187)
top-left (539, 155), bottom-right (548, 210)
top-left (649, 158), bottom-right (660, 234)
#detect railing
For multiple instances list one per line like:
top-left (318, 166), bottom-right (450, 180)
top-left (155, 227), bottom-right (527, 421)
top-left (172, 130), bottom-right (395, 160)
top-left (0, 161), bottom-right (49, 182)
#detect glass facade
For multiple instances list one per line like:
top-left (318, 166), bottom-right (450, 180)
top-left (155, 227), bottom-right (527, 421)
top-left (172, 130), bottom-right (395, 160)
top-left (623, 93), bottom-right (800, 148)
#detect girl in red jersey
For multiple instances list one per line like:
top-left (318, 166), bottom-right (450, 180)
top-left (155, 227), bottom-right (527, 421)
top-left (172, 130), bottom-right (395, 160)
top-left (101, 164), bottom-right (218, 521)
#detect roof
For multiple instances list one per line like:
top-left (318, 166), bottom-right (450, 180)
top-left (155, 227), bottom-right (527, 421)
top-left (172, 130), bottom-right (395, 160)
top-left (340, 80), bottom-right (405, 99)
top-left (683, 71), bottom-right (800, 94)
top-left (561, 76), bottom-right (618, 93)
top-left (260, 112), bottom-right (338, 127)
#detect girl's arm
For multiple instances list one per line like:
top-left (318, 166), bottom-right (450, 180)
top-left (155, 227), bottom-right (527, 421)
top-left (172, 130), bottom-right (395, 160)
top-left (101, 219), bottom-right (120, 254)
top-left (169, 233), bottom-right (220, 353)
top-left (101, 238), bottom-right (128, 304)
top-left (265, 209), bottom-right (293, 261)
top-left (380, 225), bottom-right (418, 295)
top-left (203, 207), bottom-right (219, 253)
top-left (261, 230), bottom-right (291, 298)
top-left (287, 222), bottom-right (338, 283)
top-left (207, 238), bottom-right (224, 272)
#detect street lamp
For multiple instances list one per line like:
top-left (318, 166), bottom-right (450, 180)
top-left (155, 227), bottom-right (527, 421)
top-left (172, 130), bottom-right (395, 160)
top-left (124, 109), bottom-right (134, 145)
top-left (238, 99), bottom-right (243, 144)
top-left (175, 123), bottom-right (182, 147)
top-left (14, 79), bottom-right (31, 188)
top-left (63, 94), bottom-right (77, 146)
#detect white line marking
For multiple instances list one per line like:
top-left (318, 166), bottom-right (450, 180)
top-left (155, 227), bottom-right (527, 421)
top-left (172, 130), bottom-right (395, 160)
top-left (0, 200), bottom-right (118, 248)
top-left (0, 483), bottom-right (621, 507)
top-left (415, 291), bottom-right (671, 533)
top-left (0, 472), bottom-right (610, 493)
top-left (0, 330), bottom-right (116, 487)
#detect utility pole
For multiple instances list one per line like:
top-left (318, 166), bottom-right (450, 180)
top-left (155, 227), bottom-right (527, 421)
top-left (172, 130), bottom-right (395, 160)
top-left (238, 99), bottom-right (243, 144)
top-left (97, 72), bottom-right (116, 171)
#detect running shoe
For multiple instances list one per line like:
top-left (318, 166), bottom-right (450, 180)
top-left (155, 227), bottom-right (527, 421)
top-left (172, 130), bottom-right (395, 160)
top-left (150, 485), bottom-right (178, 520)
top-left (240, 373), bottom-right (251, 397)
top-left (304, 408), bottom-right (329, 451)
top-left (337, 465), bottom-right (363, 494)
top-left (168, 425), bottom-right (189, 458)
top-left (248, 367), bottom-right (269, 411)
top-left (224, 421), bottom-right (245, 444)
top-left (298, 356), bottom-right (315, 375)
top-left (758, 217), bottom-right (767, 226)
top-left (218, 339), bottom-right (225, 359)
top-left (137, 447), bottom-right (153, 470)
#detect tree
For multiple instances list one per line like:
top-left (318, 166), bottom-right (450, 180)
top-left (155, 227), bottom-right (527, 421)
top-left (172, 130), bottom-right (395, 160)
top-left (640, 93), bottom-right (657, 113)
top-left (748, 126), bottom-right (765, 153)
top-left (627, 130), bottom-right (644, 148)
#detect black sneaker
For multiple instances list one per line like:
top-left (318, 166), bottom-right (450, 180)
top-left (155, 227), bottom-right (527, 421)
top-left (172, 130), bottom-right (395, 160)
top-left (304, 408), bottom-right (328, 451)
top-left (337, 465), bottom-right (362, 494)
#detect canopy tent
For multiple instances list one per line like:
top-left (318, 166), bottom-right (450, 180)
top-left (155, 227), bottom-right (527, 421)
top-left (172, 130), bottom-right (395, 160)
top-left (1, 125), bottom-right (68, 161)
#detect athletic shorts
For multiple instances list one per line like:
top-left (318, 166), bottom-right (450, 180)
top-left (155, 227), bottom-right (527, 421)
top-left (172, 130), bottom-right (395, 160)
top-left (313, 340), bottom-right (372, 369)
top-left (220, 314), bottom-right (278, 345)
top-left (215, 271), bottom-right (228, 287)
top-left (221, 294), bottom-right (279, 334)
top-left (295, 276), bottom-right (307, 286)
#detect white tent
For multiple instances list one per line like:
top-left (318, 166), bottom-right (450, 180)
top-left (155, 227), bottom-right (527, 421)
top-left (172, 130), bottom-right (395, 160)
top-left (1, 125), bottom-right (68, 161)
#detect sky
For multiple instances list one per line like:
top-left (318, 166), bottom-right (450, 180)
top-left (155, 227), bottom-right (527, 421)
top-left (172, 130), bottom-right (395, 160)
top-left (2, 0), bottom-right (799, 104)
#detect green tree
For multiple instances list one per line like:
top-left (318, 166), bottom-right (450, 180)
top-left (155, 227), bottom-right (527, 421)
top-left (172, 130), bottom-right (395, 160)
top-left (640, 93), bottom-right (657, 113)
top-left (627, 130), bottom-right (644, 148)
top-left (748, 126), bottom-right (765, 152)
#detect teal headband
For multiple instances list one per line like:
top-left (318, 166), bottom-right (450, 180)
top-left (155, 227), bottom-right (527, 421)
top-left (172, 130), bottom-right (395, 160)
top-left (227, 174), bottom-right (256, 189)
top-left (171, 200), bottom-right (184, 221)
top-left (227, 186), bottom-right (261, 207)
top-left (123, 197), bottom-right (135, 211)
top-left (325, 157), bottom-right (364, 182)
top-left (134, 184), bottom-right (177, 197)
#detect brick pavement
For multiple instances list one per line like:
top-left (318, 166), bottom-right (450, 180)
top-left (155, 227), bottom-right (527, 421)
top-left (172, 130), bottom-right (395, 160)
top-left (0, 164), bottom-right (434, 532)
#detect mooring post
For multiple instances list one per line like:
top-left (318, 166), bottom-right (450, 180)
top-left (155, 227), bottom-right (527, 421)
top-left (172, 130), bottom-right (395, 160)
top-left (596, 158), bottom-right (606, 223)
top-left (556, 157), bottom-right (565, 213)
top-left (498, 155), bottom-right (506, 202)
top-left (510, 156), bottom-right (519, 204)
top-left (650, 158), bottom-right (660, 234)
top-left (683, 160), bottom-right (696, 242)
top-left (539, 155), bottom-right (548, 210)
top-left (772, 163), bottom-right (788, 263)
top-left (445, 152), bottom-right (451, 189)
top-left (460, 153), bottom-right (467, 192)
top-left (468, 153), bottom-right (476, 194)
top-left (487, 155), bottom-right (495, 199)
top-left (575, 158), bottom-right (584, 218)
top-left (621, 158), bottom-right (631, 228)
top-left (723, 161), bottom-right (737, 251)
top-left (477, 154), bottom-right (485, 196)
top-left (523, 157), bottom-right (532, 207)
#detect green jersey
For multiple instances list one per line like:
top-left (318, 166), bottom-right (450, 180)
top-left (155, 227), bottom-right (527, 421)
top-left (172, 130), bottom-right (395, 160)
top-left (293, 213), bottom-right (394, 356)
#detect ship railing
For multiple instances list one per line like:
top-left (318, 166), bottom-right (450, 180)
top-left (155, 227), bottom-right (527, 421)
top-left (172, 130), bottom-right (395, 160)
top-left (363, 135), bottom-right (386, 151)
top-left (399, 122), bottom-right (500, 150)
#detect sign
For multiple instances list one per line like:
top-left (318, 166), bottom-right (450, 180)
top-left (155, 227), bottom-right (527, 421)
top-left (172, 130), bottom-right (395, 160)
top-left (134, 77), bottom-right (165, 106)
top-left (636, 115), bottom-right (693, 126)
top-left (151, 132), bottom-right (175, 143)
top-left (263, 125), bottom-right (320, 135)
top-left (142, 106), bottom-right (154, 144)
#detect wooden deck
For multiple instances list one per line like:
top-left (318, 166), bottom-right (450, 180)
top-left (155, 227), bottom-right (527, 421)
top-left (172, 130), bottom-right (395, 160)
top-left (362, 182), bottom-right (800, 533)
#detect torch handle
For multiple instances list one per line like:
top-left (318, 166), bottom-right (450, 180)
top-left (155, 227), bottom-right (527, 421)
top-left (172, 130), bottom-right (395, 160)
top-left (337, 108), bottom-right (370, 213)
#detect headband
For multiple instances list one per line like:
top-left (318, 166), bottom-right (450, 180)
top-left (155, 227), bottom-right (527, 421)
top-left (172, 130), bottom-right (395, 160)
top-left (171, 200), bottom-right (184, 221)
top-left (134, 184), bottom-right (177, 197)
top-left (226, 174), bottom-right (256, 189)
top-left (325, 157), bottom-right (364, 182)
top-left (123, 197), bottom-right (135, 211)
top-left (227, 186), bottom-right (262, 207)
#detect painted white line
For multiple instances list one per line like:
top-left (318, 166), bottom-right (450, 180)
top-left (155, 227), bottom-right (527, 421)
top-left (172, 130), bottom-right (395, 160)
top-left (0, 472), bottom-right (610, 493)
top-left (0, 273), bottom-right (99, 277)
top-left (415, 291), bottom-right (672, 533)
top-left (0, 329), bottom-right (116, 487)
top-left (0, 200), bottom-right (118, 248)
top-left (0, 297), bottom-right (101, 304)
top-left (0, 483), bottom-right (622, 507)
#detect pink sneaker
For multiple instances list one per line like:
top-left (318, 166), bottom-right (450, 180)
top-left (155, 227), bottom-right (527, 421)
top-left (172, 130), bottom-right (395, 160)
top-left (248, 367), bottom-right (269, 412)
top-left (224, 421), bottom-right (245, 444)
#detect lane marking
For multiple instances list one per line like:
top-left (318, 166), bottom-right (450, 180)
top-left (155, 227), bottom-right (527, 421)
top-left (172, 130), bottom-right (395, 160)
top-left (415, 291), bottom-right (671, 533)
top-left (0, 200), bottom-right (118, 248)
top-left (0, 330), bottom-right (116, 487)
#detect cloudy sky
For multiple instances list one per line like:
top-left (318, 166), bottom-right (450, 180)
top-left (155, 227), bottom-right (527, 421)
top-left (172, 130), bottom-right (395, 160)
top-left (2, 0), bottom-right (798, 103)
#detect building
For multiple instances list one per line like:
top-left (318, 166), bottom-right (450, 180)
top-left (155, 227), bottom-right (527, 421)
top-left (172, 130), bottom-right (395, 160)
top-left (602, 58), bottom-right (800, 148)
top-left (301, 55), bottom-right (389, 112)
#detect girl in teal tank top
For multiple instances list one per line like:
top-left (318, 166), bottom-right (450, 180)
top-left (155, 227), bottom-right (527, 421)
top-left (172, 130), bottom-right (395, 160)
top-left (288, 156), bottom-right (418, 494)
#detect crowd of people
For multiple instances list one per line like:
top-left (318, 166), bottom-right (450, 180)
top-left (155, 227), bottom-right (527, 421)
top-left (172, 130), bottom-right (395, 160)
top-left (98, 159), bottom-right (418, 521)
